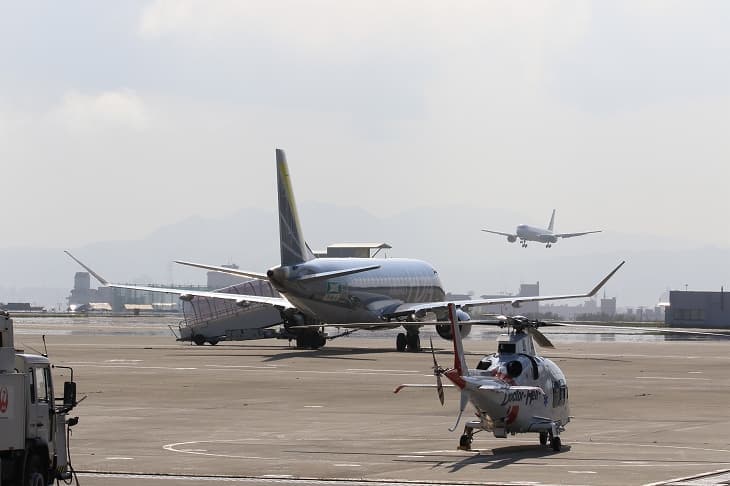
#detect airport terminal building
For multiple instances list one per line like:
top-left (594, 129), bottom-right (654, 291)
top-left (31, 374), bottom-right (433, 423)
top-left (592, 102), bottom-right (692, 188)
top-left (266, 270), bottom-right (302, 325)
top-left (665, 289), bottom-right (729, 329)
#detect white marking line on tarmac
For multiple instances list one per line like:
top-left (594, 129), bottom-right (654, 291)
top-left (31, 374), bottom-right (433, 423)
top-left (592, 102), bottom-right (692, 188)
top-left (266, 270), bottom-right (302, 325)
top-left (304, 405), bottom-right (324, 408)
top-left (568, 471), bottom-right (597, 474)
top-left (345, 368), bottom-right (421, 373)
top-left (105, 457), bottom-right (134, 460)
top-left (205, 365), bottom-right (279, 369)
top-left (634, 376), bottom-right (711, 381)
top-left (333, 464), bottom-right (361, 467)
top-left (70, 364), bottom-right (197, 371)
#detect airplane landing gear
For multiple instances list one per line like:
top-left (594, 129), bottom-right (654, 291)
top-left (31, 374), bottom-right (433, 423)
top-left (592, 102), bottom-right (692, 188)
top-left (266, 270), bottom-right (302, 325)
top-left (396, 330), bottom-right (421, 352)
top-left (551, 436), bottom-right (562, 451)
top-left (396, 333), bottom-right (407, 352)
top-left (539, 431), bottom-right (548, 445)
top-left (295, 330), bottom-right (326, 349)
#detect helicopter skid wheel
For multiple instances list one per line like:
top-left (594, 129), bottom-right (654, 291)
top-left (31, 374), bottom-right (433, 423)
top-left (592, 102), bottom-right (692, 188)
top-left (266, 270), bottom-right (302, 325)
top-left (551, 436), bottom-right (562, 452)
top-left (458, 433), bottom-right (473, 451)
top-left (539, 431), bottom-right (548, 446)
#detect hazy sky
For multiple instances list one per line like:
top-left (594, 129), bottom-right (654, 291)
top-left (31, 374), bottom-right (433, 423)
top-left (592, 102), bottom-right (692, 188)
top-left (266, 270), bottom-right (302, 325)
top-left (1, 1), bottom-right (729, 250)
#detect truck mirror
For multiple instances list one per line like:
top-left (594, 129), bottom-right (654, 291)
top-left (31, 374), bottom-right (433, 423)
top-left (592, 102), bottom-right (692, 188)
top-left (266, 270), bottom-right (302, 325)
top-left (63, 381), bottom-right (76, 407)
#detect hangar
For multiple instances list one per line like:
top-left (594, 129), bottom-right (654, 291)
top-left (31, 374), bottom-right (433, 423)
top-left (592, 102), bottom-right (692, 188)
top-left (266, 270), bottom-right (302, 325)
top-left (664, 288), bottom-right (729, 329)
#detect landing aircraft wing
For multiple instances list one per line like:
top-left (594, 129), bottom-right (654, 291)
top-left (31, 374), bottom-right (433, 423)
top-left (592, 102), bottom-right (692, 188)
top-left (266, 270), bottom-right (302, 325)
top-left (383, 260), bottom-right (625, 318)
top-left (64, 251), bottom-right (295, 310)
top-left (481, 229), bottom-right (517, 238)
top-left (554, 230), bottom-right (602, 238)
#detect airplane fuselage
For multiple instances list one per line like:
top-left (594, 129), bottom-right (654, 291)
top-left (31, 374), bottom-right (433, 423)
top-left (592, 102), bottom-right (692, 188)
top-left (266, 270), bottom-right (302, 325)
top-left (268, 258), bottom-right (445, 324)
top-left (515, 225), bottom-right (558, 244)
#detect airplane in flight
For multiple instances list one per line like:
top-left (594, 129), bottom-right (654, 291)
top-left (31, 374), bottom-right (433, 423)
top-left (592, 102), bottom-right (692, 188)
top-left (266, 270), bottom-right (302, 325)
top-left (482, 209), bottom-right (601, 248)
top-left (67, 149), bottom-right (624, 352)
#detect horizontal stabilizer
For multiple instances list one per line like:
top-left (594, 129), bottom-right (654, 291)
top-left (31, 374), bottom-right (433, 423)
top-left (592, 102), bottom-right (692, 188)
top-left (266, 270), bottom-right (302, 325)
top-left (293, 264), bottom-right (380, 282)
top-left (174, 260), bottom-right (268, 280)
top-left (393, 383), bottom-right (456, 394)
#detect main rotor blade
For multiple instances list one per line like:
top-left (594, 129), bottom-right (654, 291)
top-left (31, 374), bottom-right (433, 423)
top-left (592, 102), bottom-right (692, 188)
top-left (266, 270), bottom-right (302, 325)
top-left (527, 327), bottom-right (555, 348)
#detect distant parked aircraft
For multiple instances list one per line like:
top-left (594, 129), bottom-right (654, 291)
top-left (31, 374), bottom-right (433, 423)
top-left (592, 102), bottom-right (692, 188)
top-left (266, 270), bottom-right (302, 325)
top-left (482, 210), bottom-right (601, 248)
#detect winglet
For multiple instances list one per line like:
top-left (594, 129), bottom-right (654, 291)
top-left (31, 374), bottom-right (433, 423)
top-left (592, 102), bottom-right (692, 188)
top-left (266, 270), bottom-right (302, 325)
top-left (64, 251), bottom-right (109, 286)
top-left (587, 260), bottom-right (626, 297)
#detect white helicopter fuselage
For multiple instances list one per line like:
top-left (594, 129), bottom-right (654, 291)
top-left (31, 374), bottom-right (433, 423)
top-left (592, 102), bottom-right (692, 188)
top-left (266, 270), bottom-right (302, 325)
top-left (458, 336), bottom-right (570, 438)
top-left (440, 323), bottom-right (571, 450)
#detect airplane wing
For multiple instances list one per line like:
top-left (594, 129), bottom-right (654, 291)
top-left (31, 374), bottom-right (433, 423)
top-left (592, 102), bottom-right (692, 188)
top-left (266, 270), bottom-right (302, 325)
top-left (64, 251), bottom-right (295, 310)
top-left (481, 229), bottom-right (517, 238)
top-left (553, 230), bottom-right (602, 238)
top-left (103, 282), bottom-right (293, 309)
top-left (382, 260), bottom-right (625, 318)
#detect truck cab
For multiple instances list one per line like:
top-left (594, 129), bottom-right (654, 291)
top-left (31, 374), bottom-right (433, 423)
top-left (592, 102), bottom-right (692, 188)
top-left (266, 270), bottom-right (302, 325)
top-left (1, 312), bottom-right (78, 486)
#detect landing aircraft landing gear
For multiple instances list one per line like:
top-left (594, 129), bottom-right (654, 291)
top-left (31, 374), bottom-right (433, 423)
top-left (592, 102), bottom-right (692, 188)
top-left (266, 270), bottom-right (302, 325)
top-left (396, 331), bottom-right (421, 352)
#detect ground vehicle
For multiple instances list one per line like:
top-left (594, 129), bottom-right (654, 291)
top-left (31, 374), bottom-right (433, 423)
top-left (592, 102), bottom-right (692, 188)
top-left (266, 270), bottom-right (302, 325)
top-left (0, 311), bottom-right (79, 485)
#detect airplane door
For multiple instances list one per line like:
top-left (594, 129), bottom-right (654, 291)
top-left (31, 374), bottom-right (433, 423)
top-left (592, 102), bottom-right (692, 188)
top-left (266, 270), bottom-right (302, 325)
top-left (28, 366), bottom-right (53, 446)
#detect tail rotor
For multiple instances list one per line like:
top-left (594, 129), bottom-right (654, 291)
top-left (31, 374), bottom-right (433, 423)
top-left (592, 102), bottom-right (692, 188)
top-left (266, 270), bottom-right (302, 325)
top-left (430, 337), bottom-right (445, 406)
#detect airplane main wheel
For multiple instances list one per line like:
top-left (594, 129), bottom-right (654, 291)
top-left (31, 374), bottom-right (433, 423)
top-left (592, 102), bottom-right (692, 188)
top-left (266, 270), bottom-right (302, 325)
top-left (459, 434), bottom-right (472, 450)
top-left (539, 432), bottom-right (548, 445)
top-left (406, 333), bottom-right (421, 352)
top-left (396, 333), bottom-right (407, 352)
top-left (208, 338), bottom-right (219, 346)
top-left (193, 335), bottom-right (206, 346)
top-left (551, 436), bottom-right (562, 452)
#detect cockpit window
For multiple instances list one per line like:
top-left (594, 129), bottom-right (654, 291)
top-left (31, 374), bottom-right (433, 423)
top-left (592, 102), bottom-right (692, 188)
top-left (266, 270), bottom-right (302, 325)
top-left (498, 343), bottom-right (516, 354)
top-left (476, 358), bottom-right (492, 370)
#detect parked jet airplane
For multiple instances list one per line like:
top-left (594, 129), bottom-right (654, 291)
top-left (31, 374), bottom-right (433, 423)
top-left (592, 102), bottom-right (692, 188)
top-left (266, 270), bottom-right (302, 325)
top-left (66, 149), bottom-right (624, 352)
top-left (482, 210), bottom-right (601, 248)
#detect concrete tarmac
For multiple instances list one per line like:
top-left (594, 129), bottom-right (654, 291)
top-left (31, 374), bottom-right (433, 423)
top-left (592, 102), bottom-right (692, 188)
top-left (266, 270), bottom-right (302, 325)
top-left (14, 326), bottom-right (730, 486)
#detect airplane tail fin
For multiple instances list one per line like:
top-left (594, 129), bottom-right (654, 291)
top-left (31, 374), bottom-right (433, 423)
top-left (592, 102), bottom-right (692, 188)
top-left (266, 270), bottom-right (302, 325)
top-left (548, 209), bottom-right (556, 232)
top-left (276, 149), bottom-right (315, 266)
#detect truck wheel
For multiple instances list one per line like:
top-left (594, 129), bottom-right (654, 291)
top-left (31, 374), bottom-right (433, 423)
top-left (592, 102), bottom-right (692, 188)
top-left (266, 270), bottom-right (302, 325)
top-left (25, 453), bottom-right (48, 486)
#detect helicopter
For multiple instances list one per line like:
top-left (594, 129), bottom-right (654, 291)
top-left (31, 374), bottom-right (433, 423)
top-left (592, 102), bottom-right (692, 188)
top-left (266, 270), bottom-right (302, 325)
top-left (395, 303), bottom-right (569, 451)
top-left (394, 303), bottom-right (730, 452)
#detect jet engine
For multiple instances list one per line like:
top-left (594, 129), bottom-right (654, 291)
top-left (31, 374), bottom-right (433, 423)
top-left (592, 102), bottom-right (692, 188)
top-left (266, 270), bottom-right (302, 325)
top-left (436, 308), bottom-right (472, 340)
top-left (507, 235), bottom-right (517, 243)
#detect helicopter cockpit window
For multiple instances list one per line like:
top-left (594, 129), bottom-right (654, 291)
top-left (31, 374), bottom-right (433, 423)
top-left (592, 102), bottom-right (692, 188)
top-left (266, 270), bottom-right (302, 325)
top-left (476, 358), bottom-right (492, 370)
top-left (498, 342), bottom-right (516, 354)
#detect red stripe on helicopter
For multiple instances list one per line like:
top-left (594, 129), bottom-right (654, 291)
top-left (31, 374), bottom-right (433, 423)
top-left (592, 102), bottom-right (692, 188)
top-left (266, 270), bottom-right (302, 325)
top-left (506, 405), bottom-right (519, 425)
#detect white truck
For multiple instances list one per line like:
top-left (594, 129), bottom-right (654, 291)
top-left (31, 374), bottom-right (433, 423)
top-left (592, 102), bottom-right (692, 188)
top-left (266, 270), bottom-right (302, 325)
top-left (0, 311), bottom-right (79, 486)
